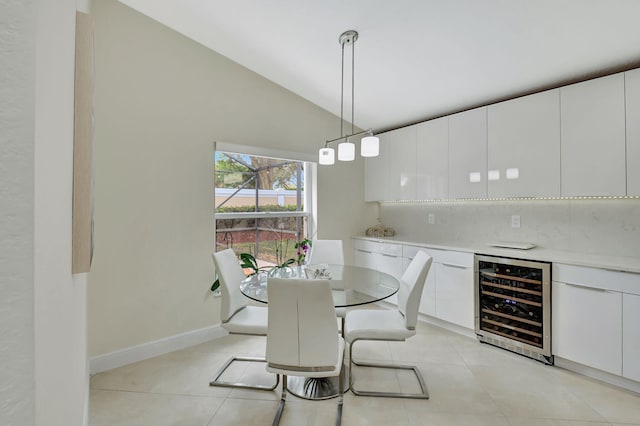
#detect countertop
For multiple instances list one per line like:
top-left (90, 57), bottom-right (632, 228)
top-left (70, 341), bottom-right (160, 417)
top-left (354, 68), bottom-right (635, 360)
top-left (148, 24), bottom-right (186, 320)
top-left (353, 236), bottom-right (640, 274)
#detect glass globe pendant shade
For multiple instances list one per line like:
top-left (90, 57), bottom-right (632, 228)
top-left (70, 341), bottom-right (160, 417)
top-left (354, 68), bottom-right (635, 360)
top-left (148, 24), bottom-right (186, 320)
top-left (360, 135), bottom-right (379, 157)
top-left (337, 140), bottom-right (355, 161)
top-left (318, 147), bottom-right (335, 165)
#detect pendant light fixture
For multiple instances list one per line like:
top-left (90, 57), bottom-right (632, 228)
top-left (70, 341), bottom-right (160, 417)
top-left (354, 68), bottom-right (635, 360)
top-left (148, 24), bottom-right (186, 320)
top-left (319, 30), bottom-right (379, 165)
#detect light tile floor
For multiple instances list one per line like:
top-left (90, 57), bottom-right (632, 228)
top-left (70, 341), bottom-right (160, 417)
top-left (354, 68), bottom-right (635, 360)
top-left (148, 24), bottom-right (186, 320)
top-left (89, 318), bottom-right (640, 426)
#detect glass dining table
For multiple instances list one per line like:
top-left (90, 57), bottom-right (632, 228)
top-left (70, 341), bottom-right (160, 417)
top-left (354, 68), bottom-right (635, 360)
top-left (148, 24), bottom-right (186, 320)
top-left (239, 263), bottom-right (400, 400)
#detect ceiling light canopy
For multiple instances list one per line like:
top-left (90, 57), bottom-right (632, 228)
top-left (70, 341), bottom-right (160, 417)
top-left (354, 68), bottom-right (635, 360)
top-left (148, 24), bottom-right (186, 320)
top-left (319, 30), bottom-right (379, 165)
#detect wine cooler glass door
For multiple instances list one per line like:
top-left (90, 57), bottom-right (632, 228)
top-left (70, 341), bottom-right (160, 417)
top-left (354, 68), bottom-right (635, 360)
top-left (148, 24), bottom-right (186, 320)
top-left (475, 255), bottom-right (552, 363)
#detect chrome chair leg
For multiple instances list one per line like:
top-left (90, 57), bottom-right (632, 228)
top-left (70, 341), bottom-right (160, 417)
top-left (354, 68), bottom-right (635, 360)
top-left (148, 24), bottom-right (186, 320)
top-left (336, 362), bottom-right (344, 426)
top-left (209, 355), bottom-right (279, 391)
top-left (272, 375), bottom-right (287, 426)
top-left (272, 365), bottom-right (344, 426)
top-left (349, 339), bottom-right (429, 399)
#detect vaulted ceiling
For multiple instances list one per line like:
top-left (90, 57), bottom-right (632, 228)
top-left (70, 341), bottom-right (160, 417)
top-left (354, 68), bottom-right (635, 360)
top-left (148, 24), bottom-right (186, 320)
top-left (119, 0), bottom-right (640, 132)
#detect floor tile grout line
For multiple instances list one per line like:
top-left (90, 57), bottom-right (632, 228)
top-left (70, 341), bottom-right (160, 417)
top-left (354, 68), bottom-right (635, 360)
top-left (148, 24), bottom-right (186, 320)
top-left (88, 323), bottom-right (640, 425)
top-left (541, 368), bottom-right (622, 424)
top-left (205, 396), bottom-right (225, 426)
top-left (91, 387), bottom-right (229, 400)
top-left (460, 351), bottom-right (613, 424)
top-left (452, 338), bottom-right (515, 422)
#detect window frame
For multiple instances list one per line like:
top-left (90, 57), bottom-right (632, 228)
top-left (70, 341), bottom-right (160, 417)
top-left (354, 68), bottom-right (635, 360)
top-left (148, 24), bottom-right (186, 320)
top-left (213, 142), bottom-right (317, 260)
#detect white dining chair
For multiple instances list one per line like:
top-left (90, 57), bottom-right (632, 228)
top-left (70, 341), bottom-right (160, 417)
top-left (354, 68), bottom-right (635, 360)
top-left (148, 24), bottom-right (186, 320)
top-left (266, 278), bottom-right (345, 426)
top-left (308, 239), bottom-right (345, 266)
top-left (344, 250), bottom-right (433, 399)
top-left (209, 249), bottom-right (279, 391)
top-left (308, 239), bottom-right (347, 333)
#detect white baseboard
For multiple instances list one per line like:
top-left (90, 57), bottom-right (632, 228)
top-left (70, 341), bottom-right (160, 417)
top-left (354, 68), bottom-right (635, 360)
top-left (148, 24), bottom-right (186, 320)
top-left (374, 301), bottom-right (476, 338)
top-left (418, 313), bottom-right (476, 339)
top-left (554, 356), bottom-right (640, 394)
top-left (418, 316), bottom-right (640, 394)
top-left (89, 324), bottom-right (227, 375)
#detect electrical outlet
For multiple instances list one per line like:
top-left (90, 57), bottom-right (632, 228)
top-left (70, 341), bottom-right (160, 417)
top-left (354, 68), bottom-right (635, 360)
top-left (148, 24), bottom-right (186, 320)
top-left (511, 215), bottom-right (521, 229)
top-left (428, 213), bottom-right (435, 225)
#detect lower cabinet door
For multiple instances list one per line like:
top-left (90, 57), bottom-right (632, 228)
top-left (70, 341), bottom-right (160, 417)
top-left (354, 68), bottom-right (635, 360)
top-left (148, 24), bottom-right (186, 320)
top-left (404, 255), bottom-right (436, 316)
top-left (353, 249), bottom-right (377, 295)
top-left (421, 266), bottom-right (436, 316)
top-left (435, 263), bottom-right (474, 329)
top-left (623, 293), bottom-right (640, 381)
top-left (354, 249), bottom-right (376, 270)
top-left (377, 253), bottom-right (403, 305)
top-left (552, 281), bottom-right (622, 375)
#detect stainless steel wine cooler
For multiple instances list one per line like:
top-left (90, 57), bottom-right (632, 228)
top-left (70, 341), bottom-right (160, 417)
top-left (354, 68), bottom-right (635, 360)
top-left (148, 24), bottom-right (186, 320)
top-left (474, 255), bottom-right (553, 364)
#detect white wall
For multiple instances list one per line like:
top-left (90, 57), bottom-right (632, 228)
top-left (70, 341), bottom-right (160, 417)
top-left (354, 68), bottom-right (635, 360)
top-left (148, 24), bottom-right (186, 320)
top-left (1, 0), bottom-right (89, 425)
top-left (1, 1), bottom-right (36, 424)
top-left (379, 199), bottom-right (640, 257)
top-left (34, 0), bottom-right (89, 425)
top-left (88, 0), bottom-right (375, 357)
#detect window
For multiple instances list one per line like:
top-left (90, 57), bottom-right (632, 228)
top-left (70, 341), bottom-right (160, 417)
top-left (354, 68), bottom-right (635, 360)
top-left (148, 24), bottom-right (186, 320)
top-left (214, 150), bottom-right (310, 268)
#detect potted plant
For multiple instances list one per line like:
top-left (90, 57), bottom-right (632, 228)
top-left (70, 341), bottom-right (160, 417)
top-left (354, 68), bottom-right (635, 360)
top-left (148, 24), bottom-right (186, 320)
top-left (211, 238), bottom-right (312, 292)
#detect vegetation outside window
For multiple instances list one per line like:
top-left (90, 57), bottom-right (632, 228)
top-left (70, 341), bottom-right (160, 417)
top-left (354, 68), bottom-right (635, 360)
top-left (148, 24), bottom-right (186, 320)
top-left (214, 151), bottom-right (308, 268)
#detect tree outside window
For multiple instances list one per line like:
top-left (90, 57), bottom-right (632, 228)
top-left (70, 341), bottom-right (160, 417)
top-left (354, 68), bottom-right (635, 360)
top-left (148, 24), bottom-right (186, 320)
top-left (214, 151), bottom-right (307, 268)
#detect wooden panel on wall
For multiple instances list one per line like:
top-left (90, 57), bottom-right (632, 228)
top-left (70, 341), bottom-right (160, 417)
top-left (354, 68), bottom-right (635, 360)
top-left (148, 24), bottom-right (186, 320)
top-left (72, 12), bottom-right (94, 274)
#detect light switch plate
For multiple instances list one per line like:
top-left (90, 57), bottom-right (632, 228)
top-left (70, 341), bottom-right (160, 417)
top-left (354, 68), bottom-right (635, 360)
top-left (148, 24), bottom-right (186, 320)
top-left (511, 215), bottom-right (521, 228)
top-left (428, 214), bottom-right (435, 225)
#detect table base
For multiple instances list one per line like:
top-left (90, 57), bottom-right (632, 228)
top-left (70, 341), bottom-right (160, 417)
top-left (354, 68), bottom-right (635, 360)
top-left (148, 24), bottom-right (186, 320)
top-left (286, 363), bottom-right (350, 400)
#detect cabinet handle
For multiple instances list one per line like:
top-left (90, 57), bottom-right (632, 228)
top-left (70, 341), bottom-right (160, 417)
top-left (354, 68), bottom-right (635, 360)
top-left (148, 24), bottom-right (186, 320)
top-left (356, 249), bottom-right (372, 254)
top-left (440, 262), bottom-right (468, 269)
top-left (563, 282), bottom-right (608, 292)
top-left (381, 254), bottom-right (399, 258)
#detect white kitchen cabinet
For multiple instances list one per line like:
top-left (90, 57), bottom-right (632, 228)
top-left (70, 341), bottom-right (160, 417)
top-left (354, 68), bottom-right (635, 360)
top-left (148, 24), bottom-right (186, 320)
top-left (403, 245), bottom-right (437, 316)
top-left (416, 117), bottom-right (448, 200)
top-left (364, 132), bottom-right (389, 201)
top-left (560, 73), bottom-right (626, 197)
top-left (385, 126), bottom-right (417, 201)
top-left (487, 89), bottom-right (561, 198)
top-left (417, 260), bottom-right (437, 316)
top-left (352, 239), bottom-right (403, 304)
top-left (552, 281), bottom-right (622, 375)
top-left (552, 263), bottom-right (627, 376)
top-left (433, 254), bottom-right (475, 329)
top-left (377, 252), bottom-right (403, 304)
top-left (353, 246), bottom-right (377, 270)
top-left (449, 107), bottom-right (488, 199)
top-left (401, 244), bottom-right (473, 328)
top-left (354, 240), bottom-right (442, 312)
top-left (623, 293), bottom-right (640, 381)
top-left (626, 68), bottom-right (640, 196)
top-left (352, 247), bottom-right (377, 297)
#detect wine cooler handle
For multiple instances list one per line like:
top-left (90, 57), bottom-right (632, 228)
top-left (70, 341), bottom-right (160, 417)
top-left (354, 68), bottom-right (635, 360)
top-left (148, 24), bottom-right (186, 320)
top-left (564, 282), bottom-right (608, 292)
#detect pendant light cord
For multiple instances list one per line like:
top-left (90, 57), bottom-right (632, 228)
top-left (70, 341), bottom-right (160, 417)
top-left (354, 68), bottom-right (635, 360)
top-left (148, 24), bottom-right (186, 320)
top-left (340, 41), bottom-right (345, 138)
top-left (351, 35), bottom-right (355, 136)
top-left (321, 30), bottom-right (378, 163)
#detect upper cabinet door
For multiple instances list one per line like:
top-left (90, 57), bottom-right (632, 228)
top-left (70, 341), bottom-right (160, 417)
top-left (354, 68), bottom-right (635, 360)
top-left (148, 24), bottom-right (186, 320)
top-left (416, 117), bottom-right (448, 200)
top-left (364, 133), bottom-right (389, 202)
top-left (626, 68), bottom-right (640, 196)
top-left (449, 107), bottom-right (488, 199)
top-left (488, 89), bottom-right (561, 198)
top-left (386, 126), bottom-right (417, 201)
top-left (560, 73), bottom-right (626, 196)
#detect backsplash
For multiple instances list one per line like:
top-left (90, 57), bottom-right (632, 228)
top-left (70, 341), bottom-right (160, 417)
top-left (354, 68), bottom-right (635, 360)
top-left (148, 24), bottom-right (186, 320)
top-left (378, 199), bottom-right (640, 258)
